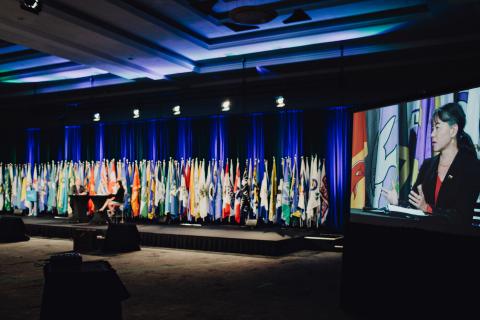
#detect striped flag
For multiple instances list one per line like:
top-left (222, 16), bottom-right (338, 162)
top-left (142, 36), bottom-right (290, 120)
top-left (412, 99), bottom-right (435, 186)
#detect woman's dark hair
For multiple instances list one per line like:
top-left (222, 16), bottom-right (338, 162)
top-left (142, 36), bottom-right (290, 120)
top-left (432, 102), bottom-right (477, 158)
top-left (116, 180), bottom-right (123, 188)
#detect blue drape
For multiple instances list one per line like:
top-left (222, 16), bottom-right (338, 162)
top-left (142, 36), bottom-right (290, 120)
top-left (95, 123), bottom-right (104, 161)
top-left (157, 120), bottom-right (169, 161)
top-left (176, 118), bottom-right (192, 160)
top-left (325, 107), bottom-right (352, 232)
top-left (120, 124), bottom-right (129, 160)
top-left (64, 126), bottom-right (81, 162)
top-left (147, 121), bottom-right (157, 162)
top-left (278, 110), bottom-right (303, 160)
top-left (210, 116), bottom-right (227, 164)
top-left (247, 113), bottom-right (265, 180)
top-left (26, 128), bottom-right (40, 165)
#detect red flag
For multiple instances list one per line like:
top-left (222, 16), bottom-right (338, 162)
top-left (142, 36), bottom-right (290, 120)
top-left (108, 160), bottom-right (116, 193)
top-left (351, 111), bottom-right (368, 209)
top-left (87, 164), bottom-right (95, 215)
top-left (234, 160), bottom-right (241, 224)
top-left (222, 161), bottom-right (231, 219)
top-left (131, 162), bottom-right (140, 217)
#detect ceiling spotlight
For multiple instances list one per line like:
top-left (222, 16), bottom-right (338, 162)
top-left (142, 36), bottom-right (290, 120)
top-left (20, 0), bottom-right (42, 14)
top-left (93, 113), bottom-right (100, 122)
top-left (221, 99), bottom-right (231, 112)
top-left (276, 96), bottom-right (286, 108)
top-left (133, 109), bottom-right (140, 119)
top-left (172, 105), bottom-right (181, 115)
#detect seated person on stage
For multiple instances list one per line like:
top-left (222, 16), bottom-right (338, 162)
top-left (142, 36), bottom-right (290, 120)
top-left (70, 178), bottom-right (87, 195)
top-left (99, 180), bottom-right (125, 218)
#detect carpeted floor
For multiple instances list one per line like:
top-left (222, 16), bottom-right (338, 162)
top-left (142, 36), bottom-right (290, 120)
top-left (0, 237), bottom-right (354, 320)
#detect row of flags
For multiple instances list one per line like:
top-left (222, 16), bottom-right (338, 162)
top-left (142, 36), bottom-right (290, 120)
top-left (0, 155), bottom-right (329, 227)
top-left (351, 87), bottom-right (480, 209)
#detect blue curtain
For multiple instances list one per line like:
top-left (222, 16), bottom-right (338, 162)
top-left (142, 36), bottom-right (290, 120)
top-left (120, 124), bottom-right (129, 160)
top-left (325, 107), bottom-right (352, 232)
top-left (64, 126), bottom-right (81, 161)
top-left (247, 113), bottom-right (265, 180)
top-left (157, 120), bottom-right (170, 161)
top-left (278, 110), bottom-right (303, 160)
top-left (119, 120), bottom-right (169, 161)
top-left (176, 118), bottom-right (192, 160)
top-left (26, 128), bottom-right (40, 165)
top-left (94, 123), bottom-right (104, 161)
top-left (147, 121), bottom-right (157, 162)
top-left (210, 116), bottom-right (227, 164)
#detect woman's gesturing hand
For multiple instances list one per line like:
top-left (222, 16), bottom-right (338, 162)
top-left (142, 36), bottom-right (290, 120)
top-left (408, 184), bottom-right (428, 211)
top-left (381, 180), bottom-right (398, 205)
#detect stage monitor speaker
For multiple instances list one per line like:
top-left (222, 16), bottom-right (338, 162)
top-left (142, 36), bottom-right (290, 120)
top-left (0, 216), bottom-right (30, 243)
top-left (73, 228), bottom-right (98, 253)
top-left (89, 212), bottom-right (107, 225)
top-left (104, 223), bottom-right (140, 253)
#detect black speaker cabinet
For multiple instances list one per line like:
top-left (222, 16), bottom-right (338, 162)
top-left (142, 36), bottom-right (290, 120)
top-left (0, 216), bottom-right (29, 243)
top-left (104, 223), bottom-right (140, 253)
top-left (73, 228), bottom-right (98, 253)
top-left (40, 260), bottom-right (129, 320)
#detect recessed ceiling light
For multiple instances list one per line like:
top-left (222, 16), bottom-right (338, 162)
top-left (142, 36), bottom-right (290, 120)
top-left (221, 99), bottom-right (231, 112)
top-left (133, 109), bottom-right (140, 119)
top-left (93, 113), bottom-right (100, 122)
top-left (172, 105), bottom-right (181, 115)
top-left (276, 96), bottom-right (285, 108)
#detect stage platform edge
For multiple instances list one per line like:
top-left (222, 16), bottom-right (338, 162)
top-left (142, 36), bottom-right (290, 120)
top-left (14, 216), bottom-right (341, 256)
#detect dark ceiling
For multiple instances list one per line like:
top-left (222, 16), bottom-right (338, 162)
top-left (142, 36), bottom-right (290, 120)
top-left (1, 0), bottom-right (480, 126)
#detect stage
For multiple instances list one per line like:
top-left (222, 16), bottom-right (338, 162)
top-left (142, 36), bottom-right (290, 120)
top-left (15, 216), bottom-right (343, 256)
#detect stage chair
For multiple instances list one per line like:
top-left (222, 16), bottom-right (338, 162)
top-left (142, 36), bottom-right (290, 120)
top-left (112, 204), bottom-right (125, 224)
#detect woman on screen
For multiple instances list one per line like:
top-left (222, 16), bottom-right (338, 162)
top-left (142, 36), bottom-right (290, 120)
top-left (382, 102), bottom-right (480, 228)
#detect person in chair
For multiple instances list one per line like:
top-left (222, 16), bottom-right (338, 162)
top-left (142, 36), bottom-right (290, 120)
top-left (70, 178), bottom-right (87, 195)
top-left (99, 180), bottom-right (125, 219)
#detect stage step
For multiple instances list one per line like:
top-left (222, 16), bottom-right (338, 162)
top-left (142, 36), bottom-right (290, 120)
top-left (304, 234), bottom-right (344, 252)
